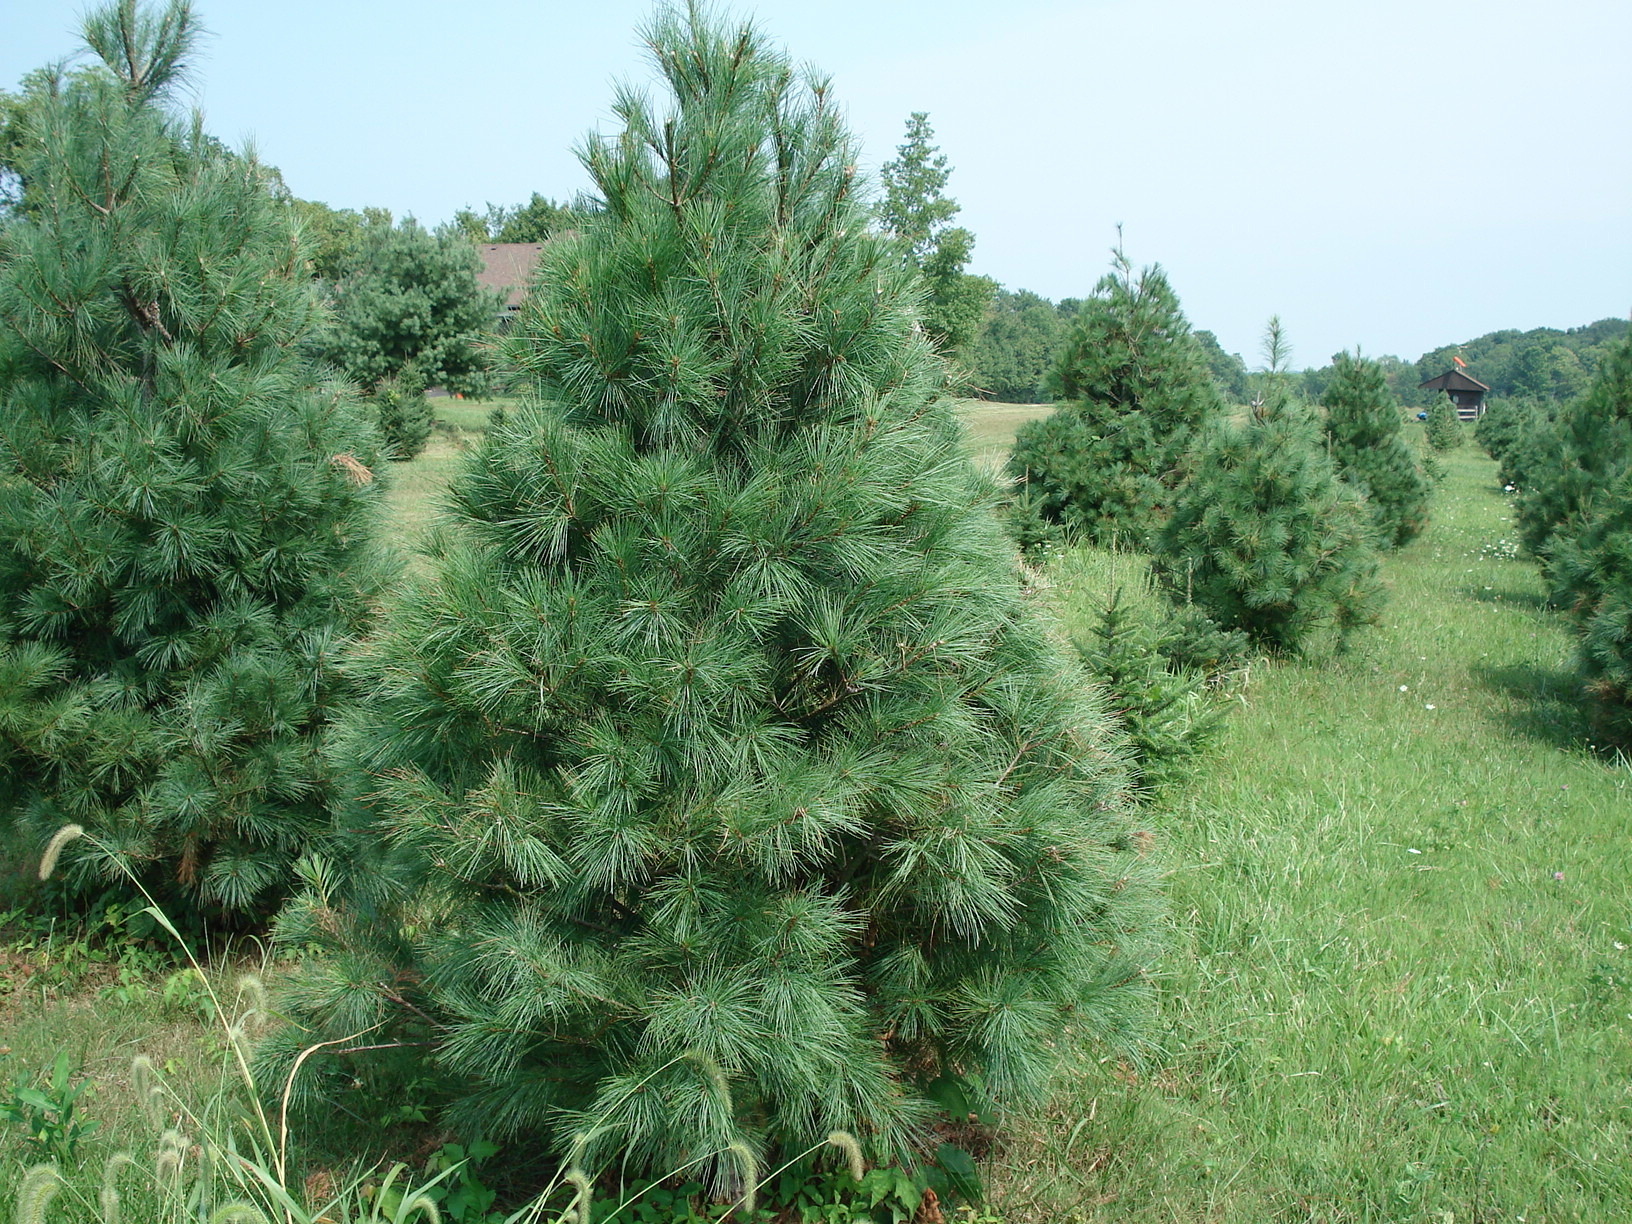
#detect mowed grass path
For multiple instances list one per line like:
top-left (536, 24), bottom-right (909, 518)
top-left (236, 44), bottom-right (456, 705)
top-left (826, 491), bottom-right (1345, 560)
top-left (997, 445), bottom-right (1632, 1222)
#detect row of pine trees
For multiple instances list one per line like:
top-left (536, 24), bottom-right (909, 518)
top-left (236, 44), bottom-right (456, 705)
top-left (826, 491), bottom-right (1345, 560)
top-left (1007, 259), bottom-right (1429, 656)
top-left (1476, 340), bottom-right (1632, 740)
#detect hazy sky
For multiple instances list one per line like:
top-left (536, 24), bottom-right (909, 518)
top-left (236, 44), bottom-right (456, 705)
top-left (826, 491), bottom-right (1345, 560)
top-left (5, 0), bottom-right (1628, 368)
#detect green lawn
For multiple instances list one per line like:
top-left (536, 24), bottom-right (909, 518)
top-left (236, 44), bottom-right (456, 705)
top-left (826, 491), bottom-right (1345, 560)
top-left (992, 444), bottom-right (1632, 1221)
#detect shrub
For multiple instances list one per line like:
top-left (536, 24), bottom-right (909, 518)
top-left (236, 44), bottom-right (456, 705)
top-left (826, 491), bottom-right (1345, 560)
top-left (266, 7), bottom-right (1157, 1195)
top-left (0, 2), bottom-right (384, 919)
top-left (1320, 351), bottom-right (1431, 548)
top-left (1152, 393), bottom-right (1383, 653)
top-left (1072, 590), bottom-right (1239, 788)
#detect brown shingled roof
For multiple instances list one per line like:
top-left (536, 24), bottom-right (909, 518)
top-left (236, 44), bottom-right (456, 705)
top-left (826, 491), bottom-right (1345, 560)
top-left (476, 243), bottom-right (546, 309)
top-left (1418, 368), bottom-right (1491, 393)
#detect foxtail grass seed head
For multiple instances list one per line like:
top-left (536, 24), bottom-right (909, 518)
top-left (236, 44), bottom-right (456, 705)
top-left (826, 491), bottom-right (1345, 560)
top-left (234, 974), bottom-right (269, 1030)
top-left (156, 1129), bottom-right (188, 1183)
top-left (131, 1055), bottom-right (164, 1130)
top-left (827, 1131), bottom-right (866, 1183)
top-left (14, 1165), bottom-right (64, 1224)
top-left (682, 1048), bottom-right (731, 1106)
top-left (567, 1166), bottom-right (593, 1224)
top-left (727, 1142), bottom-right (759, 1214)
top-left (100, 1152), bottom-right (135, 1224)
top-left (38, 823), bottom-right (84, 880)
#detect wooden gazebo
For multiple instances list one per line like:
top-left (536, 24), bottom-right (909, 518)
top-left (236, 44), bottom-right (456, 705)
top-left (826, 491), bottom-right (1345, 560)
top-left (1419, 368), bottom-right (1491, 421)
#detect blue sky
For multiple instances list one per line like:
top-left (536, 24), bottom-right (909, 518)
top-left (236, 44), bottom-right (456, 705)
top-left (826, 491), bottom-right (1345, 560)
top-left (5, 0), bottom-right (1628, 368)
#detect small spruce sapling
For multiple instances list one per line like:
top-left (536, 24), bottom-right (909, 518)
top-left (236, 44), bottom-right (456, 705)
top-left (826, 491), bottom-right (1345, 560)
top-left (1424, 395), bottom-right (1464, 451)
top-left (265, 6), bottom-right (1157, 1192)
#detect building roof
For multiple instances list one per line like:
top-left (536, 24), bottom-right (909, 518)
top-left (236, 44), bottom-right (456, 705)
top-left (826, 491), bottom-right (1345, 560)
top-left (1419, 368), bottom-right (1491, 394)
top-left (475, 242), bottom-right (546, 309)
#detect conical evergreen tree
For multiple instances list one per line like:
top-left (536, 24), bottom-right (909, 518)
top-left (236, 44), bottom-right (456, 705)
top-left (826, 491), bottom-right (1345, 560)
top-left (1320, 350), bottom-right (1431, 549)
top-left (267, 7), bottom-right (1156, 1190)
top-left (1007, 250), bottom-right (1222, 548)
top-left (1424, 395), bottom-right (1463, 451)
top-left (0, 1), bottom-right (384, 917)
top-left (1152, 322), bottom-right (1383, 652)
top-left (1515, 332), bottom-right (1632, 570)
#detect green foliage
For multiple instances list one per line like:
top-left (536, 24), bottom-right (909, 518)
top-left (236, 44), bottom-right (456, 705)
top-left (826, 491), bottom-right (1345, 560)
top-left (1007, 251), bottom-right (1223, 548)
top-left (1320, 351), bottom-right (1431, 548)
top-left (0, 1050), bottom-right (100, 1162)
top-left (1193, 329), bottom-right (1251, 405)
top-left (290, 200), bottom-right (395, 282)
top-left (877, 113), bottom-right (995, 357)
top-left (1423, 396), bottom-right (1464, 451)
top-left (1152, 333), bottom-right (1383, 652)
top-left (317, 217), bottom-right (499, 396)
top-left (1515, 332), bottom-right (1632, 565)
top-left (369, 371), bottom-right (434, 461)
top-left (1072, 590), bottom-right (1237, 788)
top-left (1523, 335), bottom-right (1632, 739)
top-left (967, 289), bottom-right (1075, 403)
top-left (0, 1), bottom-right (385, 918)
top-left (1473, 395), bottom-right (1554, 487)
top-left (447, 193), bottom-right (585, 245)
top-left (269, 7), bottom-right (1154, 1193)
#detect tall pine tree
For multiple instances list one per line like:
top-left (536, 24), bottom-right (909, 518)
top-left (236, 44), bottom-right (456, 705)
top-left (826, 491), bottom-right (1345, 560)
top-left (1321, 350), bottom-right (1431, 549)
top-left (267, 7), bottom-right (1156, 1192)
top-left (0, 0), bottom-right (384, 917)
top-left (1008, 250), bottom-right (1222, 548)
top-left (877, 113), bottom-right (995, 359)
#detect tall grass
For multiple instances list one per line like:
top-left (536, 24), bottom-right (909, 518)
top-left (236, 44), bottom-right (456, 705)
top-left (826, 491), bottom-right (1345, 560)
top-left (993, 444), bottom-right (1632, 1221)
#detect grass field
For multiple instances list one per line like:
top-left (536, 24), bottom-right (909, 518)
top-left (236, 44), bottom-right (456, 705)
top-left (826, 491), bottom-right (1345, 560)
top-left (992, 442), bottom-right (1632, 1222)
top-left (4, 416), bottom-right (1628, 1222)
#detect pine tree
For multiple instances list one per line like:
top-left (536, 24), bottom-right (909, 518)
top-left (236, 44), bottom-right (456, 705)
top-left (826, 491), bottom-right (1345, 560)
top-left (877, 113), bottom-right (995, 358)
top-left (1424, 395), bottom-right (1463, 451)
top-left (1515, 332), bottom-right (1632, 568)
top-left (367, 369), bottom-right (434, 461)
top-left (1523, 334), bottom-right (1632, 737)
top-left (0, 1), bottom-right (384, 917)
top-left (266, 7), bottom-right (1156, 1191)
top-left (317, 217), bottom-right (498, 397)
top-left (1320, 351), bottom-right (1431, 548)
top-left (1007, 250), bottom-right (1222, 548)
top-left (1152, 321), bottom-right (1383, 652)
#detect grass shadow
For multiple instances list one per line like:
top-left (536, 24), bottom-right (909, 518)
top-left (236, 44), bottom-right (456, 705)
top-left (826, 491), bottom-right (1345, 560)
top-left (1470, 661), bottom-right (1591, 750)
top-left (1459, 585), bottom-right (1552, 612)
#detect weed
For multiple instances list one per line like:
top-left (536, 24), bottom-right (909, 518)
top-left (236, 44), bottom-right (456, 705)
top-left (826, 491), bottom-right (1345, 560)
top-left (0, 1050), bottom-right (99, 1162)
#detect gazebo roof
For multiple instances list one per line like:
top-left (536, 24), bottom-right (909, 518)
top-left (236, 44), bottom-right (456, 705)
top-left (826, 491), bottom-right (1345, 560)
top-left (1419, 368), bottom-right (1491, 394)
